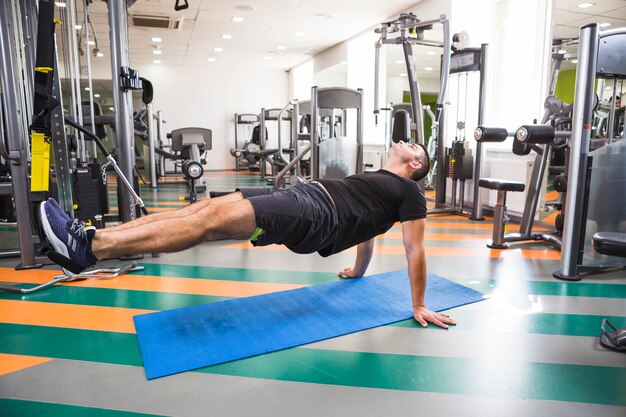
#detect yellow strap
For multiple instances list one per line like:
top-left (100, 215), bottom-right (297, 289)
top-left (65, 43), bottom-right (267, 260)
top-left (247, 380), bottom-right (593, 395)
top-left (54, 19), bottom-right (62, 25)
top-left (34, 67), bottom-right (54, 74)
top-left (30, 132), bottom-right (50, 192)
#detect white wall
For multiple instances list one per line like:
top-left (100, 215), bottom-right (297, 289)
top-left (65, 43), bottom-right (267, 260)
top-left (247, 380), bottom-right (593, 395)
top-left (136, 64), bottom-right (289, 170)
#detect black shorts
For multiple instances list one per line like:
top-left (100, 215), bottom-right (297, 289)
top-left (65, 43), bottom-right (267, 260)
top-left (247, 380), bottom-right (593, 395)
top-left (239, 184), bottom-right (339, 254)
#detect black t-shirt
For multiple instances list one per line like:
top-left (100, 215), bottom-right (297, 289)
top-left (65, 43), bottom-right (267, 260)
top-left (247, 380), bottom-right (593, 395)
top-left (317, 169), bottom-right (427, 256)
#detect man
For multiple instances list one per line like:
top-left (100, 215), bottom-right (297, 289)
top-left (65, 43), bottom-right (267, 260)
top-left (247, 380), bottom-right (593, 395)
top-left (40, 141), bottom-right (455, 329)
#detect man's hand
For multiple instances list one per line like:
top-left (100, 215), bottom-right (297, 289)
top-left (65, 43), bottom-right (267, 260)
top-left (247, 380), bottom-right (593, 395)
top-left (338, 267), bottom-right (362, 279)
top-left (413, 306), bottom-right (456, 329)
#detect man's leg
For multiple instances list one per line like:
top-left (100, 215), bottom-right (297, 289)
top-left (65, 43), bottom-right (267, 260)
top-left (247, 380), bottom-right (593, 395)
top-left (107, 192), bottom-right (245, 232)
top-left (92, 198), bottom-right (256, 259)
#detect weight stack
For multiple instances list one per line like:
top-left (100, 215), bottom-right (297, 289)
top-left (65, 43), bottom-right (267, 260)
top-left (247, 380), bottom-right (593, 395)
top-left (73, 164), bottom-right (108, 226)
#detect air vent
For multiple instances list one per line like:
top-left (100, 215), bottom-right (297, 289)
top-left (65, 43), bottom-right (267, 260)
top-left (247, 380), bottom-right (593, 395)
top-left (132, 14), bottom-right (171, 29)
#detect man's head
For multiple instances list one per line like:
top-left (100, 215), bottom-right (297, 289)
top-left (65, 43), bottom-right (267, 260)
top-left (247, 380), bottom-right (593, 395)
top-left (388, 141), bottom-right (430, 182)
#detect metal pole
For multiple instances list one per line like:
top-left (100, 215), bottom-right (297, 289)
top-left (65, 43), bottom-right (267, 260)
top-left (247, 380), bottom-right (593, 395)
top-left (554, 24), bottom-right (599, 281)
top-left (608, 77), bottom-right (618, 141)
top-left (311, 86), bottom-right (319, 180)
top-left (403, 40), bottom-right (424, 144)
top-left (470, 44), bottom-right (489, 221)
top-left (83, 0), bottom-right (97, 159)
top-left (437, 16), bottom-right (451, 120)
top-left (68, 0), bottom-right (86, 162)
top-left (108, 0), bottom-right (136, 222)
top-left (0, 0), bottom-right (41, 269)
top-left (157, 110), bottom-right (165, 176)
top-left (292, 103), bottom-right (301, 177)
top-left (357, 88), bottom-right (364, 174)
top-left (373, 37), bottom-right (382, 123)
top-left (147, 103), bottom-right (157, 188)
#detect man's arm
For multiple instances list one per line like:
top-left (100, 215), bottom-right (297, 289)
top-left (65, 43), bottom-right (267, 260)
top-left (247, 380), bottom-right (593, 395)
top-left (402, 219), bottom-right (456, 329)
top-left (339, 238), bottom-right (375, 278)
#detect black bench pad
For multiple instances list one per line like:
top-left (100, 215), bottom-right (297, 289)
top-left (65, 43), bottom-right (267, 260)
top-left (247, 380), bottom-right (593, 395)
top-left (592, 232), bottom-right (626, 258)
top-left (478, 178), bottom-right (526, 192)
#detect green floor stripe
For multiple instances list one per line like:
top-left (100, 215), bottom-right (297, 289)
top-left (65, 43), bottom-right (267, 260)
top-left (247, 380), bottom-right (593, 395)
top-left (135, 263), bottom-right (337, 285)
top-left (0, 398), bottom-right (165, 417)
top-left (0, 324), bottom-right (624, 406)
top-left (0, 285), bottom-right (230, 311)
top-left (393, 311), bottom-right (626, 337)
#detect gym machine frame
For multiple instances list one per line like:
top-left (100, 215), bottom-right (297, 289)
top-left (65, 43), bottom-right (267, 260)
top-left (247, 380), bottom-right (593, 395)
top-left (554, 23), bottom-right (626, 281)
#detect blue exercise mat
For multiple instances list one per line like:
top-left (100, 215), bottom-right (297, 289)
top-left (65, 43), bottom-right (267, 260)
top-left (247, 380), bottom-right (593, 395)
top-left (134, 270), bottom-right (484, 379)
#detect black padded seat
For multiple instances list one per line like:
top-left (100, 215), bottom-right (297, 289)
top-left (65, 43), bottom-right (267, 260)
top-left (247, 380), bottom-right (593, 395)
top-left (478, 178), bottom-right (526, 192)
top-left (592, 232), bottom-right (626, 258)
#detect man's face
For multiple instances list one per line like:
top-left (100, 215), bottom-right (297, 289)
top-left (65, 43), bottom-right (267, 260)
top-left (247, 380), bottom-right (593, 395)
top-left (391, 140), bottom-right (421, 163)
top-left (616, 98), bottom-right (621, 108)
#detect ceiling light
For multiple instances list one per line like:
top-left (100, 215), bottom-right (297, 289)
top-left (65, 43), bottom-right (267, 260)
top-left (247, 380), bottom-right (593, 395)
top-left (426, 51), bottom-right (436, 56)
top-left (153, 59), bottom-right (161, 64)
top-left (94, 93), bottom-right (101, 98)
top-left (87, 40), bottom-right (95, 46)
top-left (425, 66), bottom-right (433, 71)
top-left (600, 22), bottom-right (612, 28)
top-left (264, 56), bottom-right (272, 60)
top-left (315, 13), bottom-right (334, 19)
top-left (558, 49), bottom-right (566, 54)
top-left (84, 87), bottom-right (90, 91)
top-left (152, 37), bottom-right (162, 43)
top-left (235, 5), bottom-right (254, 11)
top-left (571, 59), bottom-right (578, 63)
top-left (214, 47), bottom-right (223, 52)
top-left (605, 86), bottom-right (612, 90)
top-left (340, 61), bottom-right (347, 65)
top-left (153, 50), bottom-right (162, 55)
top-left (109, 107), bottom-right (114, 111)
top-left (96, 52), bottom-right (104, 58)
top-left (207, 57), bottom-right (216, 62)
top-left (395, 60), bottom-right (404, 64)
top-left (296, 32), bottom-right (306, 37)
top-left (55, 2), bottom-right (66, 7)
top-left (577, 2), bottom-right (594, 8)
top-left (277, 45), bottom-right (287, 50)
top-left (232, 16), bottom-right (244, 22)
top-left (222, 34), bottom-right (232, 40)
top-left (75, 24), bottom-right (82, 30)
top-left (400, 73), bottom-right (407, 77)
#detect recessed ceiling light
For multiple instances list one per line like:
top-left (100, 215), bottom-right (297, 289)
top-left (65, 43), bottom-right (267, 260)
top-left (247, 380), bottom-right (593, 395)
top-left (75, 24), bottom-right (82, 30)
top-left (315, 13), bottom-right (334, 19)
top-left (109, 107), bottom-right (114, 111)
top-left (400, 73), bottom-right (407, 77)
top-left (94, 93), bottom-right (101, 98)
top-left (96, 52), bottom-right (104, 58)
top-left (214, 47), bottom-right (223, 52)
top-left (232, 16), bottom-right (244, 22)
top-left (55, 2), bottom-right (66, 7)
top-left (600, 22), bottom-right (612, 28)
top-left (264, 56), bottom-right (272, 60)
top-left (235, 5), bottom-right (254, 11)
top-left (340, 61), bottom-right (347, 65)
top-left (152, 37), bottom-right (162, 43)
top-left (571, 59), bottom-right (578, 63)
top-left (84, 87), bottom-right (90, 91)
top-left (153, 59), bottom-right (161, 64)
top-left (605, 86), bottom-right (612, 90)
top-left (153, 50), bottom-right (162, 55)
top-left (426, 51), bottom-right (436, 56)
top-left (207, 57), bottom-right (216, 62)
top-left (577, 2), bottom-right (594, 8)
top-left (277, 45), bottom-right (287, 50)
top-left (87, 40), bottom-right (95, 46)
top-left (425, 67), bottom-right (433, 71)
top-left (296, 32), bottom-right (306, 37)
top-left (395, 60), bottom-right (404, 64)
top-left (558, 49), bottom-right (566, 54)
top-left (222, 34), bottom-right (232, 40)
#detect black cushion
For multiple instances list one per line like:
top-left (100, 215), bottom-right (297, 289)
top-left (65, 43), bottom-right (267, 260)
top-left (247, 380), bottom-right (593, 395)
top-left (592, 232), bottom-right (626, 258)
top-left (478, 178), bottom-right (525, 192)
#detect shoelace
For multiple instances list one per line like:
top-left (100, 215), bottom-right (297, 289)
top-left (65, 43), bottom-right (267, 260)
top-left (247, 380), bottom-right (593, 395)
top-left (68, 219), bottom-right (88, 240)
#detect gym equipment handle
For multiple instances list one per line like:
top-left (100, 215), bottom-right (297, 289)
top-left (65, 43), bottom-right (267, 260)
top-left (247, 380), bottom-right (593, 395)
top-left (473, 126), bottom-right (511, 142)
top-left (515, 125), bottom-right (570, 144)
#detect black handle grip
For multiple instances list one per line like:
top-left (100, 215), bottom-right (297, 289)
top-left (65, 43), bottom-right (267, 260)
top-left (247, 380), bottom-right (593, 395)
top-left (515, 125), bottom-right (555, 144)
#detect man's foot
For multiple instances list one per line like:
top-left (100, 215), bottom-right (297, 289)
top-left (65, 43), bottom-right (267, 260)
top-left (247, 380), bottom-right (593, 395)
top-left (39, 199), bottom-right (98, 274)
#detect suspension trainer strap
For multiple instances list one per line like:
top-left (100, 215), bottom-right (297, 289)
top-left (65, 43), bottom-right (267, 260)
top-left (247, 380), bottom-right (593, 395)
top-left (30, 0), bottom-right (59, 192)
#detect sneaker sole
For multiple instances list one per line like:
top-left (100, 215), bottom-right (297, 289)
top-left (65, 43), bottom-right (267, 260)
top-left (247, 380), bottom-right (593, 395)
top-left (39, 201), bottom-right (70, 259)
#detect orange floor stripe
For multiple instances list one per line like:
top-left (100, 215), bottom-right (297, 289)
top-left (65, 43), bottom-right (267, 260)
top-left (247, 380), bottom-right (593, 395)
top-left (381, 232), bottom-right (490, 240)
top-left (0, 299), bottom-right (145, 333)
top-left (542, 211), bottom-right (558, 224)
top-left (223, 242), bottom-right (561, 260)
top-left (0, 353), bottom-right (53, 377)
top-left (545, 190), bottom-right (559, 201)
top-left (0, 268), bottom-right (304, 297)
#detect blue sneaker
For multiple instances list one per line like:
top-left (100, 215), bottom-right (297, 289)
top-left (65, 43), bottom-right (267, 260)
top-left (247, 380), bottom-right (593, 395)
top-left (39, 199), bottom-right (98, 274)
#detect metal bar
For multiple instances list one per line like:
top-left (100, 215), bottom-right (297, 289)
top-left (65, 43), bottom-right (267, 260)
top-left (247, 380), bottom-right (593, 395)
top-left (291, 103), bottom-right (301, 177)
top-left (437, 16), bottom-right (451, 118)
top-left (259, 108), bottom-right (267, 181)
top-left (311, 86), bottom-right (319, 180)
top-left (234, 113), bottom-right (240, 171)
top-left (0, 0), bottom-right (41, 269)
top-left (373, 38), bottom-right (382, 120)
top-left (157, 110), bottom-right (165, 175)
top-left (68, 0), bottom-right (86, 162)
top-left (147, 103), bottom-right (157, 188)
top-left (470, 44), bottom-right (489, 221)
top-left (357, 88), bottom-right (364, 174)
top-left (108, 0), bottom-right (137, 222)
top-left (519, 148), bottom-right (550, 235)
top-left (274, 144), bottom-right (312, 188)
top-left (83, 0), bottom-right (98, 158)
top-left (608, 77), bottom-right (617, 141)
top-left (403, 39), bottom-right (424, 144)
top-left (554, 24), bottom-right (600, 281)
